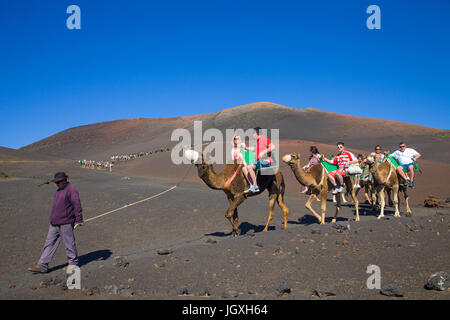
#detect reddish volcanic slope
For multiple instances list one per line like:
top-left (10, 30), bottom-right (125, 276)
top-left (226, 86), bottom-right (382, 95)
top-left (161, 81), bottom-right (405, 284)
top-left (0, 146), bottom-right (61, 162)
top-left (20, 102), bottom-right (450, 162)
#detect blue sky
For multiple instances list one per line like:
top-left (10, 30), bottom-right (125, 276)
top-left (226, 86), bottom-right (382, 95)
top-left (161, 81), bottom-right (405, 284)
top-left (1, 0), bottom-right (449, 149)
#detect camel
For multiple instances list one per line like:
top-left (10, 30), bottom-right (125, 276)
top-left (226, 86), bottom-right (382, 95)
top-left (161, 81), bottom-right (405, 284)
top-left (355, 156), bottom-right (394, 209)
top-left (184, 149), bottom-right (289, 236)
top-left (364, 154), bottom-right (412, 219)
top-left (282, 153), bottom-right (360, 224)
top-left (356, 178), bottom-right (394, 211)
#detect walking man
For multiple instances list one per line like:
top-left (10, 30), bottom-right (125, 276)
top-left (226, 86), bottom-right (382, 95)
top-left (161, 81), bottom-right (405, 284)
top-left (28, 172), bottom-right (84, 273)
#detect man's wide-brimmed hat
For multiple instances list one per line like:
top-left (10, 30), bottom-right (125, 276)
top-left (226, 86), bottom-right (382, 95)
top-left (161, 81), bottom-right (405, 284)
top-left (51, 172), bottom-right (68, 183)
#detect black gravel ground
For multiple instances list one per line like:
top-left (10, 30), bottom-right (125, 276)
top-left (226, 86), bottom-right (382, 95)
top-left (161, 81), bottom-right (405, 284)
top-left (0, 162), bottom-right (449, 300)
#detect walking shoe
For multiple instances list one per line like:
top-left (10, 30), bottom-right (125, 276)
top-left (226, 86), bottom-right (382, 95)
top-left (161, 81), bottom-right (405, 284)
top-left (409, 181), bottom-right (414, 188)
top-left (337, 186), bottom-right (345, 193)
top-left (332, 187), bottom-right (339, 194)
top-left (244, 186), bottom-right (255, 193)
top-left (28, 266), bottom-right (48, 273)
top-left (253, 186), bottom-right (260, 193)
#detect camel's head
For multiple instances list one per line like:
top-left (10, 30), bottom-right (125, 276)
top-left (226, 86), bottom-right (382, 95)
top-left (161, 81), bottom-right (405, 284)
top-left (364, 154), bottom-right (376, 166)
top-left (184, 149), bottom-right (212, 178)
top-left (282, 153), bottom-right (301, 165)
top-left (184, 149), bottom-right (200, 163)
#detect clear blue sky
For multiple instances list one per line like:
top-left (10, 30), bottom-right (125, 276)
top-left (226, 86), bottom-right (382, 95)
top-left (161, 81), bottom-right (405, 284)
top-left (1, 0), bottom-right (449, 149)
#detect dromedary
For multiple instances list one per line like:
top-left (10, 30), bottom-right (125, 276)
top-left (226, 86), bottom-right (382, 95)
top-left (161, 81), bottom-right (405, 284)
top-left (184, 149), bottom-right (289, 236)
top-left (364, 154), bottom-right (412, 219)
top-left (282, 153), bottom-right (360, 224)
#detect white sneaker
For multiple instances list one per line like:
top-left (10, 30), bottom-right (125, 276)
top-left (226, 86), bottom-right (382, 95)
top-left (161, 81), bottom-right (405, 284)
top-left (332, 187), bottom-right (339, 194)
top-left (338, 186), bottom-right (345, 193)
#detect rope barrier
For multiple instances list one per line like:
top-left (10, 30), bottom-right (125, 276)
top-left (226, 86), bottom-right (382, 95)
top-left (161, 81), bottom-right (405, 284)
top-left (75, 164), bottom-right (194, 228)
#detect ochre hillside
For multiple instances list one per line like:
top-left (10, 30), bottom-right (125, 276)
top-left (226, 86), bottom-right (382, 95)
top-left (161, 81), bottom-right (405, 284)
top-left (20, 102), bottom-right (450, 162)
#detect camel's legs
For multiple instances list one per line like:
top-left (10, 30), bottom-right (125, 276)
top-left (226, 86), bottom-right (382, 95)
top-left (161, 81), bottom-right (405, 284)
top-left (320, 190), bottom-right (327, 224)
top-left (387, 189), bottom-right (394, 207)
top-left (276, 193), bottom-right (289, 230)
top-left (341, 192), bottom-right (348, 204)
top-left (376, 186), bottom-right (385, 219)
top-left (332, 193), bottom-right (347, 203)
top-left (225, 194), bottom-right (246, 236)
top-left (405, 194), bottom-right (412, 216)
top-left (364, 187), bottom-right (372, 205)
top-left (392, 185), bottom-right (400, 217)
top-left (304, 193), bottom-right (324, 224)
top-left (351, 189), bottom-right (360, 222)
top-left (371, 190), bottom-right (378, 211)
top-left (331, 192), bottom-right (341, 224)
top-left (263, 194), bottom-right (277, 232)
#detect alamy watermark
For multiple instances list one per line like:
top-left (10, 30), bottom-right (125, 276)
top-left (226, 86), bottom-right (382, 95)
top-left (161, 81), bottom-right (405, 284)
top-left (66, 5), bottom-right (81, 30)
top-left (366, 264), bottom-right (381, 289)
top-left (366, 5), bottom-right (381, 30)
top-left (66, 266), bottom-right (81, 290)
top-left (170, 121), bottom-right (279, 175)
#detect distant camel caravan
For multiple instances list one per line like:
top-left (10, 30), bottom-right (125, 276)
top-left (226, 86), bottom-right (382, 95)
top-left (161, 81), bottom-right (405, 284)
top-left (184, 149), bottom-right (289, 236)
top-left (282, 153), bottom-right (360, 224)
top-left (364, 154), bottom-right (412, 219)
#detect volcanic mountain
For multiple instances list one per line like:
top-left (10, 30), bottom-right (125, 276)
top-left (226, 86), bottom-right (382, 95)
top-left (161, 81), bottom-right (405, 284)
top-left (20, 102), bottom-right (450, 162)
top-left (0, 146), bottom-right (61, 162)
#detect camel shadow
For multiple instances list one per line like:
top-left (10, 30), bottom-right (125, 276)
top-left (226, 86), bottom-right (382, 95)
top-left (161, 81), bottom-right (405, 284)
top-left (49, 249), bottom-right (112, 272)
top-left (239, 222), bottom-right (275, 235)
top-left (204, 222), bottom-right (275, 238)
top-left (289, 214), bottom-right (348, 226)
top-left (205, 231), bottom-right (232, 237)
top-left (358, 202), bottom-right (399, 217)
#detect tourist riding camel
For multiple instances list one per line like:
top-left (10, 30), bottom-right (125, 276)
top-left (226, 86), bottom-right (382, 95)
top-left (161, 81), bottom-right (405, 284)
top-left (242, 127), bottom-right (275, 194)
top-left (321, 142), bottom-right (359, 194)
top-left (282, 152), bottom-right (361, 224)
top-left (299, 146), bottom-right (322, 194)
top-left (184, 147), bottom-right (289, 237)
top-left (390, 142), bottom-right (421, 188)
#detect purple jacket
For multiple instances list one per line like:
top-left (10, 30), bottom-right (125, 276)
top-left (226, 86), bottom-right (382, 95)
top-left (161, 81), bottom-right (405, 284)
top-left (49, 182), bottom-right (83, 226)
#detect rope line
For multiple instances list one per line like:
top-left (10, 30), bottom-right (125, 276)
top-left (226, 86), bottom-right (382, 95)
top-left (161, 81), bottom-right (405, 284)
top-left (76, 164), bottom-right (194, 228)
top-left (82, 185), bottom-right (177, 224)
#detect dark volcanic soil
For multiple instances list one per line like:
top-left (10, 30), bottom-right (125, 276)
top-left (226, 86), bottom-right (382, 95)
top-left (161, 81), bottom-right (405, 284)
top-left (0, 162), bottom-right (449, 300)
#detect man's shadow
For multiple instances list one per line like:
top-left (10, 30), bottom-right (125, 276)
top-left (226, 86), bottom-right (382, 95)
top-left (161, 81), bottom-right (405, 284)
top-left (49, 249), bottom-right (112, 272)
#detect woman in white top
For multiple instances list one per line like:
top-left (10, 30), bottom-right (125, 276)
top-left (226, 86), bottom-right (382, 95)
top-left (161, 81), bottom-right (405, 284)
top-left (231, 135), bottom-right (247, 165)
top-left (300, 146), bottom-right (322, 194)
top-left (231, 135), bottom-right (254, 186)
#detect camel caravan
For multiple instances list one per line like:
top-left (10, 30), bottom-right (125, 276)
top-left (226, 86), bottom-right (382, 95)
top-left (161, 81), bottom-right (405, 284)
top-left (183, 127), bottom-right (421, 236)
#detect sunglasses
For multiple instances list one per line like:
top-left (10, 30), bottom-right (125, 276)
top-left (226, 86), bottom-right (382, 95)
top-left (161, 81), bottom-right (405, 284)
top-left (375, 148), bottom-right (381, 151)
top-left (399, 145), bottom-right (406, 148)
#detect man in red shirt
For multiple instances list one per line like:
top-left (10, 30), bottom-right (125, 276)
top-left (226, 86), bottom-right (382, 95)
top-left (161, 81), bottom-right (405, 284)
top-left (243, 127), bottom-right (275, 193)
top-left (322, 142), bottom-right (358, 194)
